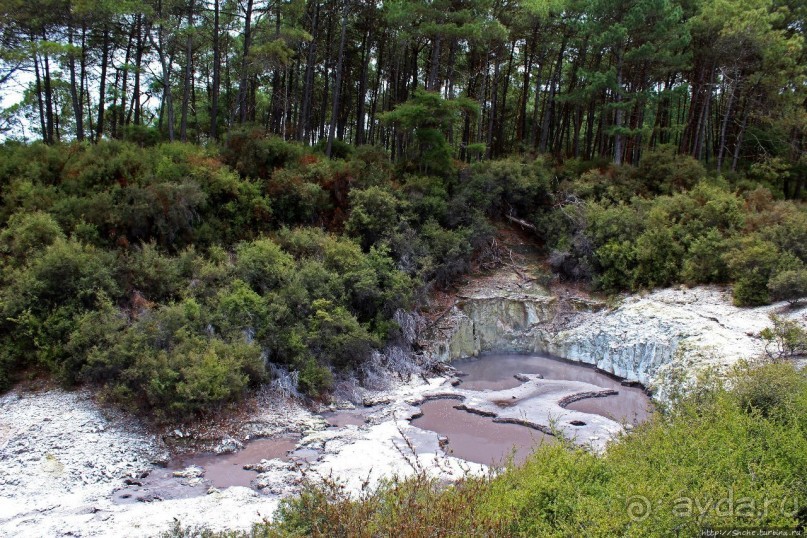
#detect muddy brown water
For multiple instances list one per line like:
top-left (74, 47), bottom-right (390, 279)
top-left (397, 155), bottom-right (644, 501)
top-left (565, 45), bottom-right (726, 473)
top-left (114, 436), bottom-right (305, 502)
top-left (174, 436), bottom-right (301, 489)
top-left (451, 353), bottom-right (652, 424)
top-left (134, 409), bottom-right (373, 498)
top-left (411, 399), bottom-right (554, 466)
top-left (408, 353), bottom-right (653, 466)
top-left (120, 354), bottom-right (652, 498)
top-left (322, 408), bottom-right (369, 428)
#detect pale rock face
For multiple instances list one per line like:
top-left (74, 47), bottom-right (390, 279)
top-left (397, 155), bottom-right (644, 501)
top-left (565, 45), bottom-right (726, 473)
top-left (426, 283), bottom-right (806, 400)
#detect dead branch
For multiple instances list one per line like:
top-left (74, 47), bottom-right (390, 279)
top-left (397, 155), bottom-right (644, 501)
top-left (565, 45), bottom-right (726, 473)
top-left (505, 214), bottom-right (537, 231)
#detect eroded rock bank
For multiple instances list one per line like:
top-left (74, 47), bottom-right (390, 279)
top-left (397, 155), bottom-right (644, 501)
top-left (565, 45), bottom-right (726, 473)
top-left (422, 268), bottom-right (807, 398)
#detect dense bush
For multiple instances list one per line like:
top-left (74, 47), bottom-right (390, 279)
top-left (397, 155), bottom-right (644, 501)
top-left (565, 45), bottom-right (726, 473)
top-left (768, 269), bottom-right (807, 305)
top-left (1, 138), bottom-right (805, 418)
top-left (0, 210), bottom-right (65, 263)
top-left (345, 186), bottom-right (402, 250)
top-left (0, 141), bottom-right (424, 415)
top-left (220, 128), bottom-right (304, 179)
top-left (546, 176), bottom-right (806, 302)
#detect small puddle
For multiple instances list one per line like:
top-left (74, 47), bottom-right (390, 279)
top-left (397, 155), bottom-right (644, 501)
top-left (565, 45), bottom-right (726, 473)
top-left (452, 353), bottom-right (652, 424)
top-left (172, 436), bottom-right (301, 489)
top-left (322, 408), bottom-right (368, 428)
top-left (411, 399), bottom-right (553, 466)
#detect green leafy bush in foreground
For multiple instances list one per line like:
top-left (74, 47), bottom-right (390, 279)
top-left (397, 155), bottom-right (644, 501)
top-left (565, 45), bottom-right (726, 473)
top-left (229, 362), bottom-right (806, 537)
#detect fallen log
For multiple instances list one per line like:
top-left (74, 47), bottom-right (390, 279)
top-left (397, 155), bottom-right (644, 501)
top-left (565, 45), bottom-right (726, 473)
top-left (505, 214), bottom-right (537, 231)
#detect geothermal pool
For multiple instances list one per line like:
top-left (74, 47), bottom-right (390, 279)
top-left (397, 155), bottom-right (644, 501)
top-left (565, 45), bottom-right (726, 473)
top-left (150, 353), bottom-right (651, 494)
top-left (410, 353), bottom-right (652, 466)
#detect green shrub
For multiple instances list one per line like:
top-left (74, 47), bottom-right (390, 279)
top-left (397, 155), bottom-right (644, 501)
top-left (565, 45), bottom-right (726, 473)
top-left (632, 224), bottom-right (684, 289)
top-left (234, 238), bottom-right (295, 293)
top-left (0, 210), bottom-right (64, 265)
top-left (61, 140), bottom-right (146, 194)
top-left (463, 158), bottom-right (552, 218)
top-left (212, 279), bottom-right (270, 340)
top-left (768, 269), bottom-right (807, 305)
top-left (79, 300), bottom-right (265, 418)
top-left (594, 239), bottom-right (637, 292)
top-left (345, 186), bottom-right (401, 250)
top-left (297, 355), bottom-right (334, 398)
top-left (681, 229), bottom-right (730, 284)
top-left (0, 348), bottom-right (12, 391)
top-left (307, 300), bottom-right (378, 369)
top-left (759, 314), bottom-right (807, 360)
top-left (400, 175), bottom-right (448, 225)
top-left (761, 209), bottom-right (807, 263)
top-left (724, 237), bottom-right (789, 306)
top-left (420, 220), bottom-right (473, 289)
top-left (122, 242), bottom-right (185, 301)
top-left (132, 336), bottom-right (264, 418)
top-left (122, 124), bottom-right (161, 147)
top-left (221, 128), bottom-right (304, 179)
top-left (572, 165), bottom-right (644, 202)
top-left (349, 145), bottom-right (394, 188)
top-left (1, 237), bottom-right (119, 318)
top-left (634, 145), bottom-right (706, 194)
top-left (585, 201), bottom-right (647, 249)
top-left (314, 138), bottom-right (354, 160)
top-left (265, 168), bottom-right (331, 225)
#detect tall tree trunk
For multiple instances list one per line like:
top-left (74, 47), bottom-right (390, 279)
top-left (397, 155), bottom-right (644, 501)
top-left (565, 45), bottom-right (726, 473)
top-left (68, 25), bottom-right (84, 141)
top-left (132, 18), bottom-right (144, 126)
top-left (445, 40), bottom-right (457, 98)
top-left (210, 0), bottom-right (220, 139)
top-left (42, 34), bottom-right (55, 143)
top-left (32, 40), bottom-right (47, 143)
top-left (540, 36), bottom-right (566, 153)
top-left (180, 0), bottom-right (195, 141)
top-left (326, 1), bottom-right (349, 158)
top-left (428, 34), bottom-right (441, 91)
top-left (486, 52), bottom-right (499, 159)
top-left (117, 26), bottom-right (134, 135)
top-left (368, 33), bottom-right (385, 145)
top-left (84, 71), bottom-right (95, 139)
top-left (517, 23), bottom-right (539, 145)
top-left (613, 47), bottom-right (624, 165)
top-left (96, 27), bottom-right (110, 141)
top-left (495, 39), bottom-right (516, 155)
top-left (716, 70), bottom-right (739, 173)
top-left (355, 27), bottom-right (369, 145)
top-left (529, 46), bottom-right (545, 149)
top-left (237, 0), bottom-right (254, 123)
top-left (298, 0), bottom-right (319, 142)
top-left (152, 17), bottom-right (176, 141)
top-left (110, 68), bottom-right (121, 139)
top-left (731, 101), bottom-right (749, 172)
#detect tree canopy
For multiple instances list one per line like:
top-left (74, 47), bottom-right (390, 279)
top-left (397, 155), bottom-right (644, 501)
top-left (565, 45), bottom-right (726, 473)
top-left (0, 0), bottom-right (804, 191)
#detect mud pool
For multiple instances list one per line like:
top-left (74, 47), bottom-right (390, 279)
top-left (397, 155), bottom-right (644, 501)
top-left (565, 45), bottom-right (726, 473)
top-left (407, 353), bottom-right (652, 466)
top-left (174, 436), bottom-right (302, 489)
top-left (162, 353), bottom-right (652, 489)
top-left (411, 399), bottom-right (553, 465)
top-left (451, 353), bottom-right (652, 424)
